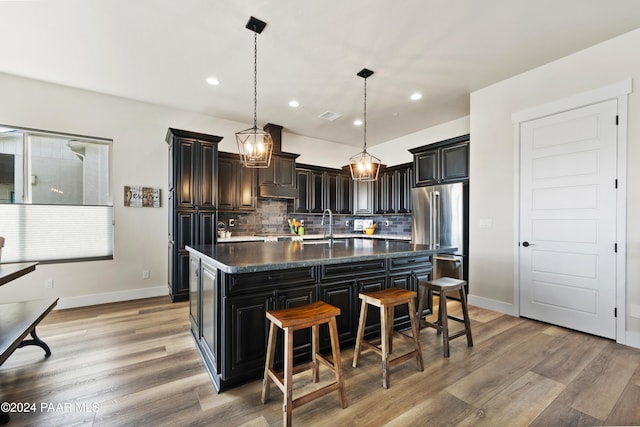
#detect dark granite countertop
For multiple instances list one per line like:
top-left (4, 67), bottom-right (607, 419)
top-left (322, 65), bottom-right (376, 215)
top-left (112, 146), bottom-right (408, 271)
top-left (187, 238), bottom-right (456, 274)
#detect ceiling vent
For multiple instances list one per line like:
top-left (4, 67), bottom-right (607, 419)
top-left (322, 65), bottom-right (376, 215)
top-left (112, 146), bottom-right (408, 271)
top-left (318, 111), bottom-right (342, 121)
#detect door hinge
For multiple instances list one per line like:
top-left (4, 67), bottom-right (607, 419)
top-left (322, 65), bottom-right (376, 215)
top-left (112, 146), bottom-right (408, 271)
top-left (614, 307), bottom-right (617, 318)
top-left (615, 243), bottom-right (618, 253)
top-left (615, 179), bottom-right (618, 189)
top-left (615, 115), bottom-right (619, 125)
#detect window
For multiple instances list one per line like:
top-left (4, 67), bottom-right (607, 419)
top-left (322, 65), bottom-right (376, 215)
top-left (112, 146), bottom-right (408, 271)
top-left (0, 126), bottom-right (113, 263)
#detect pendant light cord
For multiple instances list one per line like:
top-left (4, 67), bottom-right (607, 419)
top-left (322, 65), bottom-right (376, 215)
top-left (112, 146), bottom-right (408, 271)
top-left (363, 77), bottom-right (367, 152)
top-left (253, 29), bottom-right (258, 129)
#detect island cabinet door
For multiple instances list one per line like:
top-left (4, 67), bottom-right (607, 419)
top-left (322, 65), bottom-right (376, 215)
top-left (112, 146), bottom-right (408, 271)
top-left (223, 292), bottom-right (272, 382)
top-left (200, 261), bottom-right (219, 375)
top-left (388, 268), bottom-right (432, 328)
top-left (318, 280), bottom-right (357, 349)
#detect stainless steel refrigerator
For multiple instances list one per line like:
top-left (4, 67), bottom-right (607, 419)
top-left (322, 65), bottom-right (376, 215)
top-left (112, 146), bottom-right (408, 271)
top-left (411, 182), bottom-right (469, 289)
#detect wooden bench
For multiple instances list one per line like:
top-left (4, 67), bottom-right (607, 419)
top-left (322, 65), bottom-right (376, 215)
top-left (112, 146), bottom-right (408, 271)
top-left (0, 263), bottom-right (57, 425)
top-left (0, 298), bottom-right (59, 365)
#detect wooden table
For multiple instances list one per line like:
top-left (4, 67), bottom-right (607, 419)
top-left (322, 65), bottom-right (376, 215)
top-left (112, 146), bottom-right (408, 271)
top-left (0, 263), bottom-right (59, 424)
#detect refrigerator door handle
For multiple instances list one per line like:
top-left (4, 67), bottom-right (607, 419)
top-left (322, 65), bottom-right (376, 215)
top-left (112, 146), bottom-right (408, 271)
top-left (429, 191), bottom-right (435, 246)
top-left (433, 190), bottom-right (440, 246)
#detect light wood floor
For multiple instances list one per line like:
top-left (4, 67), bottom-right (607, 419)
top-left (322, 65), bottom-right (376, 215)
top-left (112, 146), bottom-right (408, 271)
top-left (1, 296), bottom-right (639, 426)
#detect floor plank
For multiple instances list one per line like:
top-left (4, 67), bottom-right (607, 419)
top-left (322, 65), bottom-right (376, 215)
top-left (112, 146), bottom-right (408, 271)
top-left (1, 296), bottom-right (639, 426)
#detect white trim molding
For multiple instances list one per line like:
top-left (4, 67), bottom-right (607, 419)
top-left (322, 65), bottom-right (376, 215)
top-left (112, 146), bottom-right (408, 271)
top-left (55, 285), bottom-right (168, 310)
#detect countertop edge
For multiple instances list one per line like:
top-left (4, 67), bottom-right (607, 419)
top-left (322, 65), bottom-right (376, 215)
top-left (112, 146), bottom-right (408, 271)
top-left (186, 243), bottom-right (455, 274)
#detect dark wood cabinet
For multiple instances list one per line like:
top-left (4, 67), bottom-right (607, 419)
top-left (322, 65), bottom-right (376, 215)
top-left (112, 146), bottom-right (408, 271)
top-left (388, 255), bottom-right (432, 329)
top-left (167, 128), bottom-right (221, 302)
top-left (295, 164), bottom-right (352, 214)
top-left (217, 152), bottom-right (256, 212)
top-left (410, 134), bottom-right (470, 187)
top-left (189, 255), bottom-right (220, 379)
top-left (188, 249), bottom-right (434, 391)
top-left (338, 172), bottom-right (353, 214)
top-left (223, 284), bottom-right (317, 384)
top-left (318, 259), bottom-right (386, 345)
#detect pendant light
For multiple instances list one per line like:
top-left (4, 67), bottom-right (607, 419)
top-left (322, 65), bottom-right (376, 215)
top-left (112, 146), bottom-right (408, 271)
top-left (236, 16), bottom-right (273, 168)
top-left (349, 68), bottom-right (381, 181)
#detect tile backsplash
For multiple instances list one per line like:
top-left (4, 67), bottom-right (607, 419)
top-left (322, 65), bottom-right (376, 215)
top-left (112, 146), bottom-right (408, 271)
top-left (218, 199), bottom-right (411, 237)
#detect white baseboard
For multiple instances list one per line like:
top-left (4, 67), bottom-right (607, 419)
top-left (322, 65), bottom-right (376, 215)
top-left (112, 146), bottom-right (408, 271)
top-left (467, 294), bottom-right (518, 317)
top-left (55, 286), bottom-right (169, 309)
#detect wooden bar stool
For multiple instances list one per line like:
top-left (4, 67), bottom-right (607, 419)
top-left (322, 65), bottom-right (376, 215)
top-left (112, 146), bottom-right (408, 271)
top-left (262, 301), bottom-right (347, 426)
top-left (352, 287), bottom-right (424, 389)
top-left (416, 277), bottom-right (473, 357)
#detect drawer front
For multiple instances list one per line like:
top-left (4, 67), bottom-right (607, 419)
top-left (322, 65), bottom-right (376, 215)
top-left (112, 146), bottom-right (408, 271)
top-left (320, 259), bottom-right (386, 280)
top-left (224, 267), bottom-right (317, 295)
top-left (389, 255), bottom-right (431, 271)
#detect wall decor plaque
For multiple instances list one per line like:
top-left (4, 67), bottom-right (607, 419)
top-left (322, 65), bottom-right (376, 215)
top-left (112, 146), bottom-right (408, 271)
top-left (124, 185), bottom-right (160, 207)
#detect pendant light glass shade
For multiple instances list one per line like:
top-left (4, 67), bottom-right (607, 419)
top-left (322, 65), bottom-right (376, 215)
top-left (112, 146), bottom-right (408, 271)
top-left (236, 16), bottom-right (273, 168)
top-left (349, 68), bottom-right (381, 181)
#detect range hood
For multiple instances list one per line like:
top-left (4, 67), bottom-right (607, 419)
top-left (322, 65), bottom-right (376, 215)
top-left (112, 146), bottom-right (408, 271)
top-left (258, 123), bottom-right (299, 199)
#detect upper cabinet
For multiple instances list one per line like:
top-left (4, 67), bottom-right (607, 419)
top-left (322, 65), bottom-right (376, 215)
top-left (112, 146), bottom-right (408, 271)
top-left (295, 164), bottom-right (352, 214)
top-left (410, 134), bottom-right (470, 187)
top-left (170, 133), bottom-right (218, 210)
top-left (373, 163), bottom-right (413, 214)
top-left (218, 152), bottom-right (257, 212)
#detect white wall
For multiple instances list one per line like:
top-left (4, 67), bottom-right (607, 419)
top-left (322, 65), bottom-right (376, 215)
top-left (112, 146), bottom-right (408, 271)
top-left (469, 28), bottom-right (640, 346)
top-left (0, 72), bottom-right (262, 307)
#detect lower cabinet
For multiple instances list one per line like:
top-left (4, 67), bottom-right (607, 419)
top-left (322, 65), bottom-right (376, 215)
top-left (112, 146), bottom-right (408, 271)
top-left (188, 252), bottom-right (432, 391)
top-left (223, 284), bottom-right (316, 383)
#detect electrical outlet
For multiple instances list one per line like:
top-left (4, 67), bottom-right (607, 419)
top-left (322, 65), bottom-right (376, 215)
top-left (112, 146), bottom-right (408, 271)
top-left (346, 220), bottom-right (350, 226)
top-left (44, 279), bottom-right (54, 289)
top-left (228, 218), bottom-right (235, 227)
top-left (143, 270), bottom-right (150, 279)
top-left (385, 220), bottom-right (390, 226)
top-left (300, 220), bottom-right (304, 227)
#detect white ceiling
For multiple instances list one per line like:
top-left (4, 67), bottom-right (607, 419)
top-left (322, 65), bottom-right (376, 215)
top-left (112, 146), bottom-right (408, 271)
top-left (1, 1), bottom-right (640, 147)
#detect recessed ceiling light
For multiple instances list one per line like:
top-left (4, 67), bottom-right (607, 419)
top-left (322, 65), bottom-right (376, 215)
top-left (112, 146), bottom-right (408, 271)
top-left (288, 100), bottom-right (300, 108)
top-left (206, 77), bottom-right (220, 86)
top-left (353, 119), bottom-right (363, 126)
top-left (410, 92), bottom-right (422, 101)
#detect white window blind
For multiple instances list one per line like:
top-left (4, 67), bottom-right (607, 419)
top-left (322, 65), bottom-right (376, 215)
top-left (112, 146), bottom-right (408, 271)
top-left (0, 204), bottom-right (113, 263)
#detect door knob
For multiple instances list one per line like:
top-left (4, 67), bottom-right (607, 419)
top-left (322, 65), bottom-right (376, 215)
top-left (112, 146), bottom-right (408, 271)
top-left (522, 241), bottom-right (534, 247)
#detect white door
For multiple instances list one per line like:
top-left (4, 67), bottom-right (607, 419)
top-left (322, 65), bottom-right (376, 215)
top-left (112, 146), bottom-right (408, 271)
top-left (519, 99), bottom-right (617, 339)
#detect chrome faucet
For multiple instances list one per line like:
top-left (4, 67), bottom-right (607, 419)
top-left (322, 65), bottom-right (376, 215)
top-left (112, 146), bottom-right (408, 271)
top-left (321, 208), bottom-right (333, 242)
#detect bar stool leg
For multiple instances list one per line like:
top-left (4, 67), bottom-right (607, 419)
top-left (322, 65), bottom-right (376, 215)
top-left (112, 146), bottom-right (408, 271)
top-left (416, 284), bottom-right (427, 333)
top-left (407, 298), bottom-right (424, 371)
top-left (284, 328), bottom-right (294, 427)
top-left (328, 317), bottom-right (348, 408)
top-left (459, 288), bottom-right (474, 347)
top-left (352, 299), bottom-right (368, 368)
top-left (440, 290), bottom-right (450, 358)
top-left (312, 324), bottom-right (319, 383)
top-left (261, 322), bottom-right (278, 404)
top-left (386, 305), bottom-right (394, 355)
top-left (380, 304), bottom-right (390, 389)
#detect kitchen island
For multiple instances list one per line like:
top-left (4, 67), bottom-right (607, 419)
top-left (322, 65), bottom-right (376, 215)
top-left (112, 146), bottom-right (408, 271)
top-left (186, 238), bottom-right (455, 391)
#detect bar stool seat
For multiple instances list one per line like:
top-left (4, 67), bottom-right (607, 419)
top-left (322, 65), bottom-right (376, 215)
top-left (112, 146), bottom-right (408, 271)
top-left (352, 287), bottom-right (424, 389)
top-left (262, 301), bottom-right (347, 427)
top-left (417, 277), bottom-right (473, 357)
